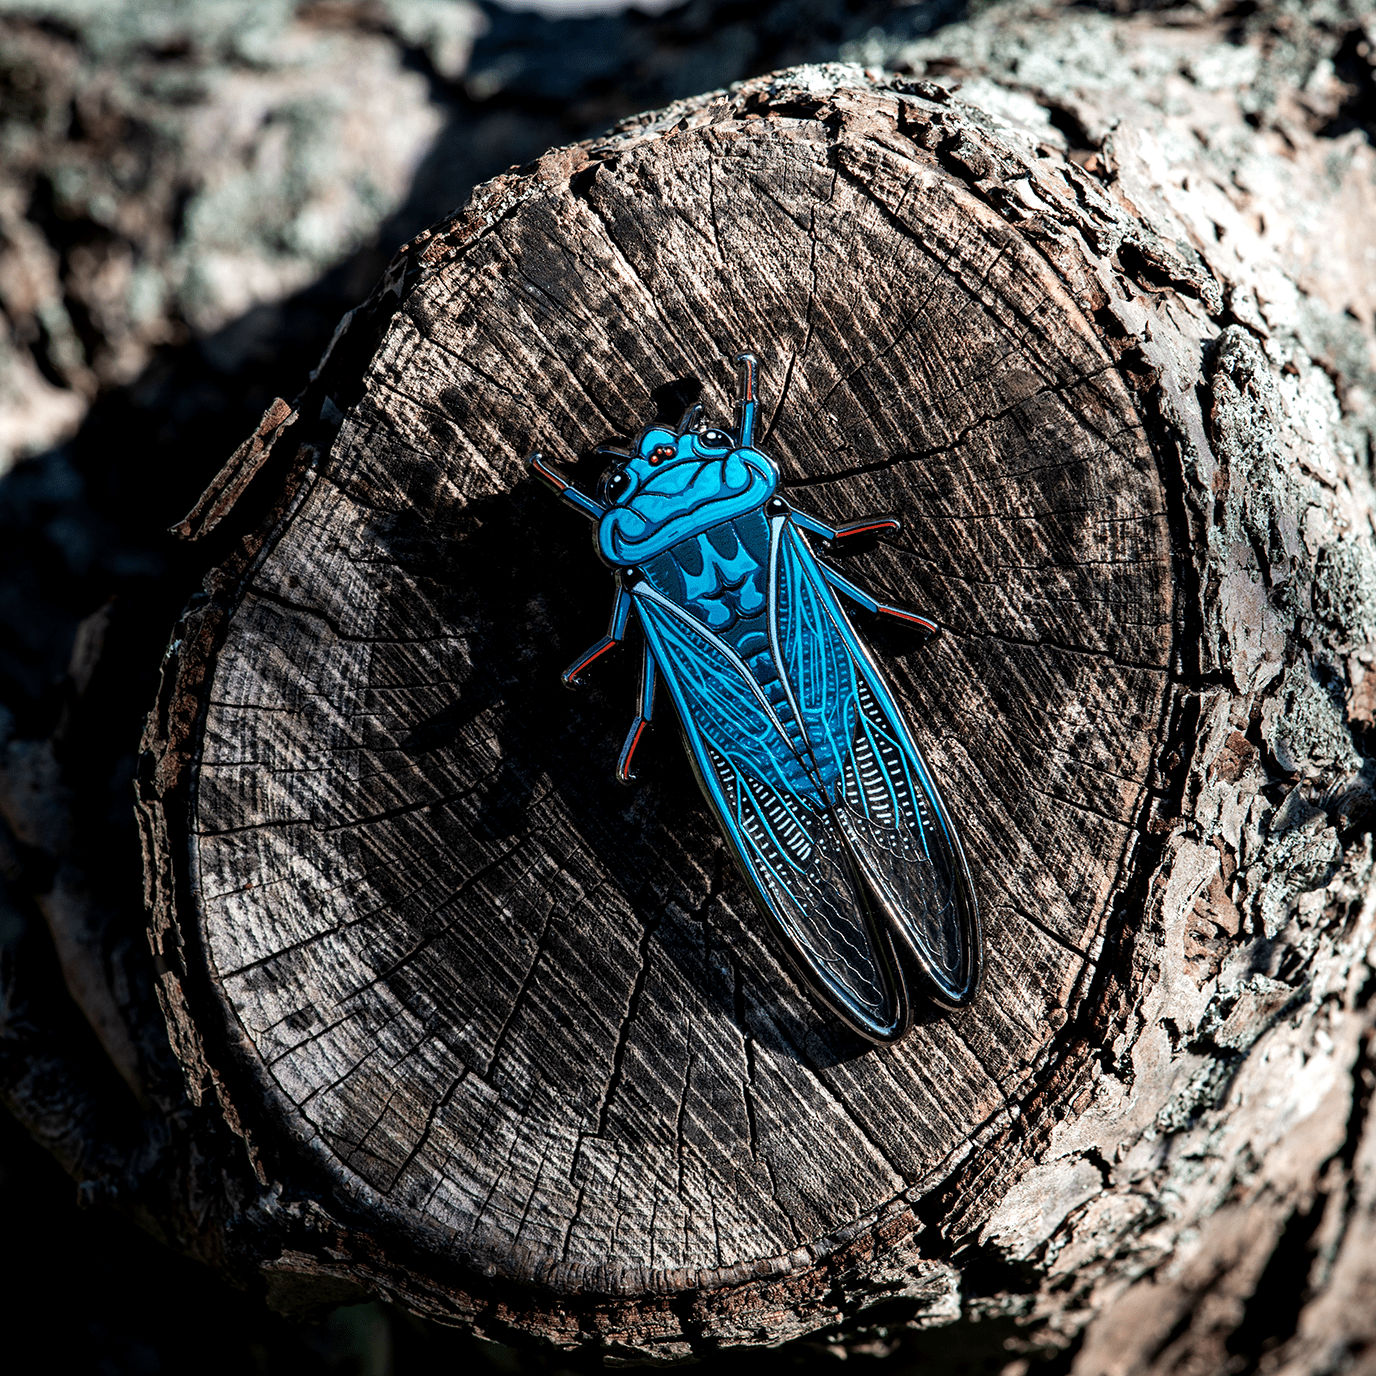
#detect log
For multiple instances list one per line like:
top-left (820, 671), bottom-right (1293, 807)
top-left (131, 51), bottom-right (1376, 1360)
top-left (145, 68), bottom-right (1181, 1343)
top-left (0, 6), bottom-right (1368, 1366)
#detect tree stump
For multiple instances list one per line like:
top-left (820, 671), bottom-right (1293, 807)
top-left (132, 59), bottom-right (1376, 1366)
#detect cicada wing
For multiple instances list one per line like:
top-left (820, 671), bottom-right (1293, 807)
top-left (770, 521), bottom-right (982, 1009)
top-left (633, 588), bottom-right (907, 1042)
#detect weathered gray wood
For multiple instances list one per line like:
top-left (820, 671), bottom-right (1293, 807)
top-left (141, 69), bottom-right (1176, 1344)
top-left (129, 34), bottom-right (1376, 1370)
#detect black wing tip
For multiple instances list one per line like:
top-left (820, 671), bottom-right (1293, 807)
top-left (917, 954), bottom-right (984, 1013)
top-left (824, 965), bottom-right (982, 1041)
top-left (923, 985), bottom-right (980, 1014)
top-left (787, 967), bottom-right (912, 1046)
top-left (856, 1013), bottom-right (912, 1045)
top-left (838, 961), bottom-right (981, 1038)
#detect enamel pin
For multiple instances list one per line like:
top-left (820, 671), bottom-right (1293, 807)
top-left (528, 353), bottom-right (981, 1042)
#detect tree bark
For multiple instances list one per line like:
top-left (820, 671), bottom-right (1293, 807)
top-left (9, 5), bottom-right (1376, 1371)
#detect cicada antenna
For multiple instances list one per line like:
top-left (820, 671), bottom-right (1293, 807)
top-left (733, 352), bottom-right (759, 448)
top-left (676, 403), bottom-right (704, 435)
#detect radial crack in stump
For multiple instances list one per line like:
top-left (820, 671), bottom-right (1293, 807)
top-left (139, 68), bottom-right (1181, 1353)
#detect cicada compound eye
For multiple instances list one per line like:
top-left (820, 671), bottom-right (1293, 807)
top-left (602, 468), bottom-right (632, 503)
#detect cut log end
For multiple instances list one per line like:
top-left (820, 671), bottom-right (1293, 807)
top-left (133, 63), bottom-right (1376, 1363)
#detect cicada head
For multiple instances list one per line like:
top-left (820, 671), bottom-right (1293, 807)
top-left (595, 409), bottom-right (778, 566)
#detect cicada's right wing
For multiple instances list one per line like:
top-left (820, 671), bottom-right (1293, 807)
top-left (632, 586), bottom-right (907, 1042)
top-left (770, 520), bottom-right (982, 1009)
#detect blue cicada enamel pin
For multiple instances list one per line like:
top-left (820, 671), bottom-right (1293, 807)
top-left (528, 353), bottom-right (981, 1043)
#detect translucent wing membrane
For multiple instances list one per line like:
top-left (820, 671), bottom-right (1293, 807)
top-left (634, 587), bottom-right (903, 1039)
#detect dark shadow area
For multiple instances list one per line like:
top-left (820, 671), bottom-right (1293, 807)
top-left (1318, 21), bottom-right (1376, 143)
top-left (1, 1094), bottom-right (1074, 1375)
top-left (368, 477), bottom-right (859, 1069)
top-left (649, 374), bottom-right (704, 424)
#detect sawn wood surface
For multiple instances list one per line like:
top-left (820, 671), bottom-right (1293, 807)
top-left (155, 80), bottom-right (1174, 1300)
top-left (0, 5), bottom-right (1348, 1365)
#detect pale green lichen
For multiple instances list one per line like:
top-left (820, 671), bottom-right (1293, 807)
top-left (1311, 539), bottom-right (1376, 645)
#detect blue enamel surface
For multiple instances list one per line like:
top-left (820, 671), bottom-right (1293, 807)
top-left (597, 426), bottom-right (777, 565)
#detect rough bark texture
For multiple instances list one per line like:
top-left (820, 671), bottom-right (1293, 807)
top-left (0, 0), bottom-right (964, 471)
top-left (138, 35), bottom-right (1376, 1373)
top-left (6, 3), bottom-right (1376, 1373)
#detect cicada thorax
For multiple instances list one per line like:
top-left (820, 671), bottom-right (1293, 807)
top-left (638, 511), bottom-right (819, 788)
top-left (639, 514), bottom-right (768, 632)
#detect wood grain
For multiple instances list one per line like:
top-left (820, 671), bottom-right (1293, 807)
top-left (0, 7), bottom-right (1339, 1362)
top-left (152, 77), bottom-right (1172, 1312)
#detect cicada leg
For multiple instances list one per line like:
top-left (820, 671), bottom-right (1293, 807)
top-left (733, 352), bottom-right (759, 448)
top-left (819, 562), bottom-right (939, 636)
top-left (789, 507), bottom-right (903, 545)
top-left (527, 451), bottom-right (605, 521)
top-left (616, 646), bottom-right (657, 786)
top-left (562, 582), bottom-right (633, 687)
top-left (788, 507), bottom-right (939, 634)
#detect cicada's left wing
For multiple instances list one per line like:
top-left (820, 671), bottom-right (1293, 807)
top-left (631, 585), bottom-right (908, 1042)
top-left (769, 517), bottom-right (982, 1008)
